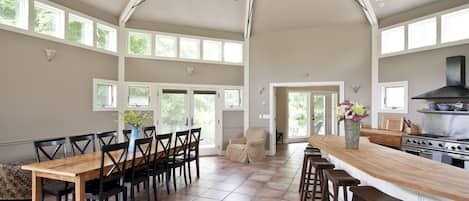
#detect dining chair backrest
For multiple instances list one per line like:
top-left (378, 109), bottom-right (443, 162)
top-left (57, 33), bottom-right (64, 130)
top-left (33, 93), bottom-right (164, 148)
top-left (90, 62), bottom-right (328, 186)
top-left (33, 137), bottom-right (67, 162)
top-left (69, 133), bottom-right (96, 156)
top-left (99, 142), bottom-right (129, 196)
top-left (143, 126), bottom-right (156, 138)
top-left (189, 128), bottom-right (201, 157)
top-left (172, 130), bottom-right (189, 161)
top-left (96, 131), bottom-right (119, 148)
top-left (123, 129), bottom-right (131, 141)
top-left (154, 133), bottom-right (172, 165)
top-left (130, 137), bottom-right (153, 180)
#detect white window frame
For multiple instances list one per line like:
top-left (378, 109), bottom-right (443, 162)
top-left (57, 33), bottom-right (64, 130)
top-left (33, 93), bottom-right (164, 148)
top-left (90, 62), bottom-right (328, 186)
top-left (202, 39), bottom-right (222, 62)
top-left (379, 3), bottom-right (469, 58)
top-left (0, 0), bottom-right (29, 29)
top-left (96, 23), bottom-right (117, 52)
top-left (155, 34), bottom-right (178, 58)
top-left (67, 12), bottom-right (93, 46)
top-left (408, 17), bottom-right (437, 50)
top-left (128, 31), bottom-right (153, 56)
top-left (222, 88), bottom-right (243, 111)
top-left (378, 81), bottom-right (408, 114)
top-left (33, 1), bottom-right (65, 39)
top-left (93, 79), bottom-right (118, 111)
top-left (125, 82), bottom-right (154, 110)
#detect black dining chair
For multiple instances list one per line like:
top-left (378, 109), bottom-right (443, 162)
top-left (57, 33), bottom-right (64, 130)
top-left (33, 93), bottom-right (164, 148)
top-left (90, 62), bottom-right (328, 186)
top-left (169, 130), bottom-right (189, 191)
top-left (69, 133), bottom-right (96, 156)
top-left (123, 129), bottom-right (131, 141)
top-left (187, 128), bottom-right (201, 183)
top-left (150, 133), bottom-right (173, 198)
top-left (85, 142), bottom-right (129, 201)
top-left (143, 126), bottom-right (156, 138)
top-left (125, 137), bottom-right (153, 201)
top-left (96, 131), bottom-right (119, 148)
top-left (33, 137), bottom-right (74, 201)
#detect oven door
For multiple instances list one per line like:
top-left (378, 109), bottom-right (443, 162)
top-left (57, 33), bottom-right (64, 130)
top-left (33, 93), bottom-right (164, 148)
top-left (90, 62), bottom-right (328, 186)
top-left (402, 147), bottom-right (433, 160)
top-left (447, 153), bottom-right (469, 170)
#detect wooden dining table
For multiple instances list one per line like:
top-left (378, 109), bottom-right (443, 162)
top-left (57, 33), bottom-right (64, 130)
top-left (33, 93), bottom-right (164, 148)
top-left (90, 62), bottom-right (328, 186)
top-left (21, 141), bottom-right (192, 201)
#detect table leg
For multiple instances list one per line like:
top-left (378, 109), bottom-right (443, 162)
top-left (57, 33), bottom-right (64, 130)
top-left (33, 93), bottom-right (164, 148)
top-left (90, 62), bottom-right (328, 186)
top-left (75, 176), bottom-right (85, 201)
top-left (32, 171), bottom-right (41, 201)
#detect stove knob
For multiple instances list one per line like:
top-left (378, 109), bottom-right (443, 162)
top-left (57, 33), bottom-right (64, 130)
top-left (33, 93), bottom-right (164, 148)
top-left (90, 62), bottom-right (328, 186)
top-left (407, 139), bottom-right (411, 143)
top-left (451, 146), bottom-right (456, 150)
top-left (422, 141), bottom-right (426, 145)
top-left (412, 140), bottom-right (417, 143)
top-left (417, 141), bottom-right (421, 145)
top-left (457, 146), bottom-right (462, 150)
top-left (466, 147), bottom-right (469, 151)
top-left (439, 144), bottom-right (444, 147)
top-left (428, 142), bottom-right (433, 146)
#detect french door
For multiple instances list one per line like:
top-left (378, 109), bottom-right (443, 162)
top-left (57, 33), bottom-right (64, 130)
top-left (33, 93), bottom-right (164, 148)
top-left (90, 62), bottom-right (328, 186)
top-left (311, 94), bottom-right (327, 135)
top-left (159, 88), bottom-right (220, 155)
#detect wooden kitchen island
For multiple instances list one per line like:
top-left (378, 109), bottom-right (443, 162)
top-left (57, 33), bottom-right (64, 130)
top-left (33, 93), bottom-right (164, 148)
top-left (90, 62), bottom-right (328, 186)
top-left (309, 135), bottom-right (469, 201)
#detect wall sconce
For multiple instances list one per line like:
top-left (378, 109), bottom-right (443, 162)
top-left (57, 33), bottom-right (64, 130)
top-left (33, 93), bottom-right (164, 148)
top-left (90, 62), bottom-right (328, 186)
top-left (258, 86), bottom-right (265, 95)
top-left (186, 66), bottom-right (195, 76)
top-left (44, 48), bottom-right (56, 62)
top-left (352, 83), bottom-right (361, 93)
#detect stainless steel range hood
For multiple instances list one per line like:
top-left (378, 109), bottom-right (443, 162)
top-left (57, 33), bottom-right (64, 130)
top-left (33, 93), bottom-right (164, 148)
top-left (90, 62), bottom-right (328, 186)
top-left (412, 56), bottom-right (469, 100)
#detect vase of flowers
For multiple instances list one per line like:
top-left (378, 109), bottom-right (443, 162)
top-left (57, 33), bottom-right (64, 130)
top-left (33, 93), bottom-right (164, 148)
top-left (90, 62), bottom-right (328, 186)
top-left (122, 111), bottom-right (151, 152)
top-left (338, 101), bottom-right (368, 149)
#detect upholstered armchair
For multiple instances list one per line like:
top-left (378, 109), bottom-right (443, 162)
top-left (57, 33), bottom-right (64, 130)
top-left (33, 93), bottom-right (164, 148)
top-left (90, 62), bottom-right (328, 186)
top-left (225, 128), bottom-right (267, 163)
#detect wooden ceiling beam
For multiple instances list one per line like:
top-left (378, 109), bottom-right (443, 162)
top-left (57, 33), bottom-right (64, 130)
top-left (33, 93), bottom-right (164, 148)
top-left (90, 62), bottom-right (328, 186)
top-left (244, 0), bottom-right (254, 39)
top-left (119, 0), bottom-right (146, 25)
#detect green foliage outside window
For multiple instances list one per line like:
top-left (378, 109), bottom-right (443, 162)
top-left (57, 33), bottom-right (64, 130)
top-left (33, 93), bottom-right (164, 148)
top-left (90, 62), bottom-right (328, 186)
top-left (96, 84), bottom-right (112, 107)
top-left (128, 86), bottom-right (150, 106)
top-left (129, 33), bottom-right (150, 55)
top-left (68, 21), bottom-right (82, 43)
top-left (96, 27), bottom-right (109, 49)
top-left (0, 0), bottom-right (18, 26)
top-left (34, 6), bottom-right (57, 35)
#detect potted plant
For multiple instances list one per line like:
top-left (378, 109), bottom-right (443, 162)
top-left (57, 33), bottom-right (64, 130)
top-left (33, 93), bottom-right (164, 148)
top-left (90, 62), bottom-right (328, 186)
top-left (338, 101), bottom-right (368, 149)
top-left (122, 111), bottom-right (152, 152)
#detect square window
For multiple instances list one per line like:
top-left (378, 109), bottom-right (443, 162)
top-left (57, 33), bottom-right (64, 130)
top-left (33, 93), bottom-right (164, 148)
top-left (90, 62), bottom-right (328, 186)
top-left (203, 40), bottom-right (222, 61)
top-left (408, 18), bottom-right (436, 49)
top-left (34, 2), bottom-right (64, 39)
top-left (67, 13), bottom-right (93, 46)
top-left (442, 8), bottom-right (469, 43)
top-left (128, 86), bottom-right (150, 107)
top-left (223, 42), bottom-right (243, 63)
top-left (128, 31), bottom-right (152, 55)
top-left (381, 26), bottom-right (405, 54)
top-left (94, 80), bottom-right (117, 110)
top-left (379, 81), bottom-right (408, 113)
top-left (96, 23), bottom-right (117, 52)
top-left (179, 37), bottom-right (200, 59)
top-left (155, 35), bottom-right (177, 57)
top-left (224, 89), bottom-right (241, 108)
top-left (0, 0), bottom-right (28, 29)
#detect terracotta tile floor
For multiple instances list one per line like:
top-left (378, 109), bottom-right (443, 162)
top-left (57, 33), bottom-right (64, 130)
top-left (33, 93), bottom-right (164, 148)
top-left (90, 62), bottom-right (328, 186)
top-left (47, 142), bottom-right (308, 201)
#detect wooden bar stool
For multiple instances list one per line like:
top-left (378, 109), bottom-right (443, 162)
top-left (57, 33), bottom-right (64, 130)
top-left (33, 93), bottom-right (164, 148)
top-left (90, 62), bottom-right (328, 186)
top-left (304, 160), bottom-right (335, 201)
top-left (299, 149), bottom-right (322, 193)
top-left (323, 169), bottom-right (360, 201)
top-left (350, 186), bottom-right (402, 201)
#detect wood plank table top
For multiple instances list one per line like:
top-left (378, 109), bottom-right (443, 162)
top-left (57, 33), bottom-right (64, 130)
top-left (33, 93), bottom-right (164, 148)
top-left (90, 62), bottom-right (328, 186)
top-left (360, 128), bottom-right (405, 136)
top-left (309, 135), bottom-right (469, 201)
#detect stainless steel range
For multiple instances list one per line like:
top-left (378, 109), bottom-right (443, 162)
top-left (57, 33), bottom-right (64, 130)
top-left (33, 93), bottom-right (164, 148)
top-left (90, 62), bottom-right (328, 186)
top-left (402, 134), bottom-right (469, 169)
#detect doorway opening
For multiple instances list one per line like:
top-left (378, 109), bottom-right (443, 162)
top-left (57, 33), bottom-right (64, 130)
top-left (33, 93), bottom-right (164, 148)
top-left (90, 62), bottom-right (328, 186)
top-left (269, 82), bottom-right (344, 155)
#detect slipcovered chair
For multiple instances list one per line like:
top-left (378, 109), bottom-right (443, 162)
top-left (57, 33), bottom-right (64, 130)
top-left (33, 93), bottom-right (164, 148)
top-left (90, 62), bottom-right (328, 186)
top-left (226, 128), bottom-right (267, 163)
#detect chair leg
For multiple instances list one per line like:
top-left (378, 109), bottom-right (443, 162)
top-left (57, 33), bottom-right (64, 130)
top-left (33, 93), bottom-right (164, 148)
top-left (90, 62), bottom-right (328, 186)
top-left (130, 184), bottom-right (135, 201)
top-left (183, 164), bottom-right (188, 186)
top-left (299, 155), bottom-right (308, 193)
top-left (65, 193), bottom-right (68, 201)
top-left (188, 161), bottom-right (192, 184)
top-left (56, 194), bottom-right (61, 201)
top-left (179, 166), bottom-right (182, 176)
top-left (115, 194), bottom-right (118, 201)
top-left (172, 168), bottom-right (177, 192)
top-left (145, 179), bottom-right (151, 201)
top-left (196, 157), bottom-right (200, 178)
top-left (136, 183), bottom-right (140, 193)
top-left (165, 171), bottom-right (170, 194)
top-left (153, 175), bottom-right (158, 201)
top-left (333, 184), bottom-right (339, 201)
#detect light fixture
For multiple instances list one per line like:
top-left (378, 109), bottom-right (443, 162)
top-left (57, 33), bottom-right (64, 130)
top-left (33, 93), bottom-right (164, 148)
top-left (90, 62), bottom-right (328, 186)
top-left (44, 48), bottom-right (56, 62)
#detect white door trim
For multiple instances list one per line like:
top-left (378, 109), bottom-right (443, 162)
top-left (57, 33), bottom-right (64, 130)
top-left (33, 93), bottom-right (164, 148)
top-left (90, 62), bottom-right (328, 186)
top-left (269, 81), bottom-right (345, 156)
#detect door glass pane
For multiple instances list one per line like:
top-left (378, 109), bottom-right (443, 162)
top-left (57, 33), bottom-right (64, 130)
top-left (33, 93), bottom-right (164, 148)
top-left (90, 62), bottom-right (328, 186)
top-left (161, 92), bottom-right (187, 133)
top-left (288, 92), bottom-right (309, 138)
top-left (313, 95), bottom-right (326, 135)
top-left (193, 93), bottom-right (216, 147)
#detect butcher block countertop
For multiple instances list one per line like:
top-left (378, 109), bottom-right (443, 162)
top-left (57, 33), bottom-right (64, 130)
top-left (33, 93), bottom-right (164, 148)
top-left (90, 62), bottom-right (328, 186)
top-left (309, 135), bottom-right (469, 201)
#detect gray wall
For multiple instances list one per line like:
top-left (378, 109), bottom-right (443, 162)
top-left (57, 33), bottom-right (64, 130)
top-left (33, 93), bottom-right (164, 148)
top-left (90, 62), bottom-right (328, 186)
top-left (249, 24), bottom-right (372, 149)
top-left (0, 29), bottom-right (118, 162)
top-left (378, 1), bottom-right (469, 127)
top-left (125, 58), bottom-right (243, 85)
top-left (222, 111), bottom-right (244, 150)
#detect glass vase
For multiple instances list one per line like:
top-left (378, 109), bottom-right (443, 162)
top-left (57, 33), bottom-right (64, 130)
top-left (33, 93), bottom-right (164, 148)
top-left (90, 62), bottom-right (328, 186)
top-left (128, 125), bottom-right (140, 153)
